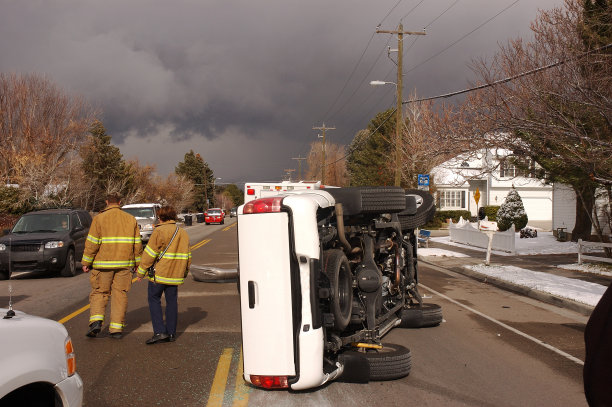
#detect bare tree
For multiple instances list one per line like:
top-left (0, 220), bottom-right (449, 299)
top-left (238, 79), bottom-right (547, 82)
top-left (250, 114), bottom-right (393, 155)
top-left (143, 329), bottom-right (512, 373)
top-left (305, 141), bottom-right (349, 186)
top-left (0, 73), bottom-right (96, 206)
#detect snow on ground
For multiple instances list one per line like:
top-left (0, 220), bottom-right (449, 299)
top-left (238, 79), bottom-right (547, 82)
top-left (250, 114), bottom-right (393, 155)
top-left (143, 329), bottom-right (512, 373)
top-left (467, 264), bottom-right (606, 307)
top-left (420, 230), bottom-right (611, 307)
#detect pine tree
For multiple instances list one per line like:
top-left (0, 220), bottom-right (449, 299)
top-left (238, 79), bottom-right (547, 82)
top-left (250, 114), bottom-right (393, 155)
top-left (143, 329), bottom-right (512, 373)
top-left (496, 188), bottom-right (528, 231)
top-left (175, 150), bottom-right (213, 211)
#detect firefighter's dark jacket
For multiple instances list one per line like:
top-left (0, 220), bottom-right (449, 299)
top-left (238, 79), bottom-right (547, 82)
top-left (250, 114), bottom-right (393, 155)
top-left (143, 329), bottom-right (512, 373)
top-left (82, 204), bottom-right (143, 269)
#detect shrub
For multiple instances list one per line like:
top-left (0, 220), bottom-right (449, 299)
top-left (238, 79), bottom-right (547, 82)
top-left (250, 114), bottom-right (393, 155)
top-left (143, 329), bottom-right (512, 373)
top-left (482, 205), bottom-right (500, 221)
top-left (497, 189), bottom-right (528, 231)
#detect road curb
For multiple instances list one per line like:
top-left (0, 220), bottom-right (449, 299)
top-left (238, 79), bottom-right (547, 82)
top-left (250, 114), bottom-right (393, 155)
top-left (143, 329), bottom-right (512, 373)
top-left (420, 258), bottom-right (594, 316)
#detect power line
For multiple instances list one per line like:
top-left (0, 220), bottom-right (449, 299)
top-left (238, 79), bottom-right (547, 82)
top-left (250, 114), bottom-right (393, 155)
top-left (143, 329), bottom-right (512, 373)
top-left (400, 0), bottom-right (427, 22)
top-left (405, 0), bottom-right (520, 75)
top-left (403, 42), bottom-right (612, 104)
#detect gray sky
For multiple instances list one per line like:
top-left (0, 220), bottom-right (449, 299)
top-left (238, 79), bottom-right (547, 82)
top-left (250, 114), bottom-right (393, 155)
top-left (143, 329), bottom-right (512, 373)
top-left (0, 0), bottom-right (564, 185)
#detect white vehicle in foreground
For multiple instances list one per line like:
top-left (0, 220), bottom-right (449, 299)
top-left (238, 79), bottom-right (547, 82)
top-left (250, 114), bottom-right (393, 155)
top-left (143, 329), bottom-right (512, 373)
top-left (237, 186), bottom-right (442, 390)
top-left (0, 308), bottom-right (83, 406)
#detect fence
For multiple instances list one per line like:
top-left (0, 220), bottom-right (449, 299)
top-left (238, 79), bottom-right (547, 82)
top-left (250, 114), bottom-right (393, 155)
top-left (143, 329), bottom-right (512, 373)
top-left (577, 239), bottom-right (612, 265)
top-left (449, 218), bottom-right (516, 254)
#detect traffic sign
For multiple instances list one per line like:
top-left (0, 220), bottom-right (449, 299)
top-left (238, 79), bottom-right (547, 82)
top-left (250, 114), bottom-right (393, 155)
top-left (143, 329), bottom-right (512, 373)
top-left (474, 188), bottom-right (481, 205)
top-left (417, 174), bottom-right (430, 186)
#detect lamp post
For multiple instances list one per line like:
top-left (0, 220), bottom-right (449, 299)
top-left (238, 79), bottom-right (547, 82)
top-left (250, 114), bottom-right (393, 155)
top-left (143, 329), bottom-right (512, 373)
top-left (370, 80), bottom-right (401, 186)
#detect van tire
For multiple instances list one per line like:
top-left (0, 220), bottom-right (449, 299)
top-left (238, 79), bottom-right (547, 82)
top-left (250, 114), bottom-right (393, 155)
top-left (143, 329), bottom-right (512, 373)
top-left (361, 343), bottom-right (412, 381)
top-left (398, 303), bottom-right (443, 328)
top-left (60, 249), bottom-right (77, 277)
top-left (323, 249), bottom-right (353, 331)
top-left (398, 189), bottom-right (436, 231)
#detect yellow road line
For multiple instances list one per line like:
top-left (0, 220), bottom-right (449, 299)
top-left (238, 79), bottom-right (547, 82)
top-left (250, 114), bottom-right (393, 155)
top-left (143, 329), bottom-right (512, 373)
top-left (191, 238), bottom-right (211, 251)
top-left (222, 223), bottom-right (237, 232)
top-left (58, 304), bottom-right (90, 324)
top-left (232, 348), bottom-right (251, 407)
top-left (206, 348), bottom-right (234, 407)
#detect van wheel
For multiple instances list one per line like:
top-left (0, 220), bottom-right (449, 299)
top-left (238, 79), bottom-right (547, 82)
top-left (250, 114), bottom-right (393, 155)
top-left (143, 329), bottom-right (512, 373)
top-left (398, 303), bottom-right (443, 328)
top-left (362, 343), bottom-right (412, 381)
top-left (60, 249), bottom-right (77, 277)
top-left (323, 249), bottom-right (353, 331)
top-left (398, 189), bottom-right (435, 231)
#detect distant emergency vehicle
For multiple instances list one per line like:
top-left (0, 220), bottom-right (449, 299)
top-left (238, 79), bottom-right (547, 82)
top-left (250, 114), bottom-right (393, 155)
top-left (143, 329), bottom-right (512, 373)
top-left (243, 181), bottom-right (322, 203)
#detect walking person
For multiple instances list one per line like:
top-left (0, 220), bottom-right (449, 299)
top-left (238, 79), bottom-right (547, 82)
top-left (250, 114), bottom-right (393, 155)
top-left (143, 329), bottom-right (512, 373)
top-left (82, 193), bottom-right (142, 339)
top-left (137, 205), bottom-right (191, 344)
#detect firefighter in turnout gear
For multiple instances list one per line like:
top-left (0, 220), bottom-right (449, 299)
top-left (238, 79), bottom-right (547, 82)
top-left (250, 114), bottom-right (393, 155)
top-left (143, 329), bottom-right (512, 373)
top-left (82, 193), bottom-right (143, 339)
top-left (137, 206), bottom-right (191, 344)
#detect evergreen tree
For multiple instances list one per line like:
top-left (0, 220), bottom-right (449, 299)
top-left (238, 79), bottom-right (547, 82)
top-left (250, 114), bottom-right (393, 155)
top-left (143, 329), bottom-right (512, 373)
top-left (347, 109), bottom-right (396, 186)
top-left (80, 121), bottom-right (128, 210)
top-left (175, 150), bottom-right (213, 211)
top-left (497, 188), bottom-right (528, 232)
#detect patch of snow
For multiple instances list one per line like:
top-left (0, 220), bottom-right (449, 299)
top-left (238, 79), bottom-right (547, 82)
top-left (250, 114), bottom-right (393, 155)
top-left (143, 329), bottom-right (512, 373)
top-left (418, 248), bottom-right (469, 257)
top-left (467, 264), bottom-right (606, 307)
top-left (558, 263), bottom-right (612, 277)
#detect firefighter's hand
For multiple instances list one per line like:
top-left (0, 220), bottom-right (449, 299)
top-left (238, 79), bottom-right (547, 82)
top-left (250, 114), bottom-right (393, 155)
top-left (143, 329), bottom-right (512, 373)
top-left (82, 265), bottom-right (90, 273)
top-left (137, 276), bottom-right (143, 282)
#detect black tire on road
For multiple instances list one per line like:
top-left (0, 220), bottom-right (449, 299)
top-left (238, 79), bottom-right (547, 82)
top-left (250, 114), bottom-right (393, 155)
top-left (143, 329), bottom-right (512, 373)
top-left (323, 249), bottom-right (353, 332)
top-left (60, 248), bottom-right (77, 277)
top-left (398, 303), bottom-right (443, 328)
top-left (398, 189), bottom-right (436, 231)
top-left (362, 343), bottom-right (412, 381)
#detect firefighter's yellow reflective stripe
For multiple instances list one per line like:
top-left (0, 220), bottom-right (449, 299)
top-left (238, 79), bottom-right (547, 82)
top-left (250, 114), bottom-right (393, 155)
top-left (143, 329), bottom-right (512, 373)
top-left (137, 267), bottom-right (147, 276)
top-left (82, 255), bottom-right (94, 263)
top-left (109, 322), bottom-right (124, 330)
top-left (92, 259), bottom-right (137, 268)
top-left (144, 246), bottom-right (159, 257)
top-left (100, 237), bottom-right (141, 244)
top-left (146, 275), bottom-right (184, 285)
top-left (135, 256), bottom-right (141, 262)
top-left (87, 235), bottom-right (101, 244)
top-left (89, 314), bottom-right (104, 322)
top-left (161, 252), bottom-right (190, 260)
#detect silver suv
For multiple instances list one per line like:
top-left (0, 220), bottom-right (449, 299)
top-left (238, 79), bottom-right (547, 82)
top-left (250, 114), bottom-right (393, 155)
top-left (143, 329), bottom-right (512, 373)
top-left (121, 203), bottom-right (161, 242)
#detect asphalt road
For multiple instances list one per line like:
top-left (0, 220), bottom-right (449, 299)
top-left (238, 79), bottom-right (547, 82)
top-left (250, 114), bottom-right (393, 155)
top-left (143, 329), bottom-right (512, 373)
top-left (0, 218), bottom-right (589, 406)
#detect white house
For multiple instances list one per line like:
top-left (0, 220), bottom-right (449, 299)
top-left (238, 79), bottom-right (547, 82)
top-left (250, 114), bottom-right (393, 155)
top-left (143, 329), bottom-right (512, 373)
top-left (431, 149), bottom-right (553, 230)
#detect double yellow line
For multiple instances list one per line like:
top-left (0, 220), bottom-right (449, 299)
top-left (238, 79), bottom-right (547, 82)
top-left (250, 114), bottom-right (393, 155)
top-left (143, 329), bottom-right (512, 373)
top-left (206, 348), bottom-right (251, 406)
top-left (57, 237), bottom-right (212, 324)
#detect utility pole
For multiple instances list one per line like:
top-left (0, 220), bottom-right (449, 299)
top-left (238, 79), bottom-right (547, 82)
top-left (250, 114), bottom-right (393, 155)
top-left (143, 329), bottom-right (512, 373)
top-left (376, 23), bottom-right (425, 186)
top-left (283, 169), bottom-right (295, 181)
top-left (292, 156), bottom-right (307, 181)
top-left (312, 123), bottom-right (335, 184)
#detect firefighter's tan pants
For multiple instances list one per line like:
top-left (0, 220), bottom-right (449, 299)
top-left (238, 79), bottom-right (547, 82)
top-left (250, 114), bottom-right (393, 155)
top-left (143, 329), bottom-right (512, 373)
top-left (89, 268), bottom-right (132, 333)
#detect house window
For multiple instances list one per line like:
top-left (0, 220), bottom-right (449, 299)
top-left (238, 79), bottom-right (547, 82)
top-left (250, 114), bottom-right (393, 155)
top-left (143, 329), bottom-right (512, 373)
top-left (500, 157), bottom-right (534, 178)
top-left (440, 190), bottom-right (466, 209)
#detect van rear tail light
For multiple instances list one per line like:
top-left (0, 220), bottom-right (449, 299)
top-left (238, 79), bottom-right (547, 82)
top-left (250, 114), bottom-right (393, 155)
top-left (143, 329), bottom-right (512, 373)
top-left (250, 375), bottom-right (289, 389)
top-left (243, 197), bottom-right (283, 214)
top-left (247, 188), bottom-right (255, 195)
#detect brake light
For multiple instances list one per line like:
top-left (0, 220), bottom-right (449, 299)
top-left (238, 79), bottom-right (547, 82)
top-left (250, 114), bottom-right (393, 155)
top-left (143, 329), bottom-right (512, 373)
top-left (65, 337), bottom-right (76, 376)
top-left (243, 197), bottom-right (283, 214)
top-left (247, 188), bottom-right (255, 195)
top-left (250, 375), bottom-right (289, 389)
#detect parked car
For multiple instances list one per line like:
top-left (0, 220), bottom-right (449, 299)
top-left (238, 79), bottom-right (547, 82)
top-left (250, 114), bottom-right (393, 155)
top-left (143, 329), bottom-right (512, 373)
top-left (229, 207), bottom-right (237, 218)
top-left (237, 187), bottom-right (441, 390)
top-left (0, 308), bottom-right (83, 406)
top-left (205, 208), bottom-right (225, 225)
top-left (121, 203), bottom-right (161, 242)
top-left (0, 209), bottom-right (92, 280)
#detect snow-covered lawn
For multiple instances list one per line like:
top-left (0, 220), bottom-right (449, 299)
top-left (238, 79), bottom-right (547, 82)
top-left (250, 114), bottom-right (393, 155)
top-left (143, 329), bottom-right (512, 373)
top-left (420, 230), bottom-right (611, 307)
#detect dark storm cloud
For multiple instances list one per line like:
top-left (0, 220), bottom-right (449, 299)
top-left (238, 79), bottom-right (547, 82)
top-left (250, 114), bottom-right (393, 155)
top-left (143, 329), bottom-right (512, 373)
top-left (0, 0), bottom-right (564, 182)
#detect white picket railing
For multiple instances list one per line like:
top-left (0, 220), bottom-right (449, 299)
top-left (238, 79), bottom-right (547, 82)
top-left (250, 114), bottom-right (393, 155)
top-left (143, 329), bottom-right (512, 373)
top-left (577, 239), bottom-right (612, 265)
top-left (449, 218), bottom-right (516, 254)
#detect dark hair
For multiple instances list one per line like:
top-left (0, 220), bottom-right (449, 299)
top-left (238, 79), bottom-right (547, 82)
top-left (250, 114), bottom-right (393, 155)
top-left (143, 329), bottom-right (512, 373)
top-left (158, 206), bottom-right (177, 222)
top-left (106, 193), bottom-right (122, 204)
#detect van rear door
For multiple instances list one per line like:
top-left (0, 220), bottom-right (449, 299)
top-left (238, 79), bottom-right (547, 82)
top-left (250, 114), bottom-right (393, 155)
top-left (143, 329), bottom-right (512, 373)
top-left (238, 211), bottom-right (297, 379)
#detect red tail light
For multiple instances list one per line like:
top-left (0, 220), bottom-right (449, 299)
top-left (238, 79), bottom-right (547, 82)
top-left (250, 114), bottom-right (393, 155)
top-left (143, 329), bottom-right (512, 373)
top-left (247, 188), bottom-right (255, 195)
top-left (243, 197), bottom-right (283, 214)
top-left (250, 375), bottom-right (289, 389)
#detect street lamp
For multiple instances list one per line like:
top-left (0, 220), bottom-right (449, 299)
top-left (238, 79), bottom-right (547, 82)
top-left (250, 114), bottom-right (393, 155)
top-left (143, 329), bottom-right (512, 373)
top-left (370, 79), bottom-right (402, 186)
